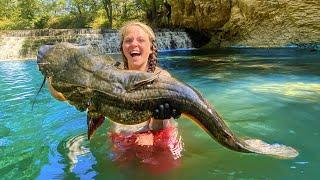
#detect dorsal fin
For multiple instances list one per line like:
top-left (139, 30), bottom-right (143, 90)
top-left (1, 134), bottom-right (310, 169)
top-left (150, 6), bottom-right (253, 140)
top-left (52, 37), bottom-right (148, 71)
top-left (113, 61), bottom-right (121, 67)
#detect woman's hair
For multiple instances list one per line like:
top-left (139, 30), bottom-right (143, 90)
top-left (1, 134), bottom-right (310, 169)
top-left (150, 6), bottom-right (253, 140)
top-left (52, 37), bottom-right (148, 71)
top-left (119, 21), bottom-right (158, 73)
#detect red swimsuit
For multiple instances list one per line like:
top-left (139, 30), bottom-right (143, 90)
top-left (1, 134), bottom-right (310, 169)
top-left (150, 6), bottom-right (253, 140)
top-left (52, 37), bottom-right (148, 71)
top-left (108, 122), bottom-right (184, 173)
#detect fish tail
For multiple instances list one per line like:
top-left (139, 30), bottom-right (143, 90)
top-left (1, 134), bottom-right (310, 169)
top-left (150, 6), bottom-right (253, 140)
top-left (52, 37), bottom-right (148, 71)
top-left (182, 109), bottom-right (251, 153)
top-left (242, 139), bottom-right (299, 159)
top-left (184, 103), bottom-right (298, 158)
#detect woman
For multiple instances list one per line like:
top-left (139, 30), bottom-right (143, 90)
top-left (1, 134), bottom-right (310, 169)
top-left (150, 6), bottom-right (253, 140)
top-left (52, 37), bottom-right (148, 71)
top-left (108, 21), bottom-right (183, 173)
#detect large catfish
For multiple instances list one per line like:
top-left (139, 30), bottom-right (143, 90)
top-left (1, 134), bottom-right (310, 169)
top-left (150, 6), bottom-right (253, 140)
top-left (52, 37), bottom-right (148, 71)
top-left (36, 43), bottom-right (298, 159)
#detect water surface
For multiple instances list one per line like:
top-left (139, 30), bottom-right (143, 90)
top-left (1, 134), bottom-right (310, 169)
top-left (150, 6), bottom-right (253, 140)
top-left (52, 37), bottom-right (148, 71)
top-left (0, 48), bottom-right (319, 179)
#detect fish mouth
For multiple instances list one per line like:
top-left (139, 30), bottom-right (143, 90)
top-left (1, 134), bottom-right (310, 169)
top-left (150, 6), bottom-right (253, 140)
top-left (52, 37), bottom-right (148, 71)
top-left (37, 45), bottom-right (52, 64)
top-left (37, 45), bottom-right (54, 77)
top-left (37, 44), bottom-right (67, 102)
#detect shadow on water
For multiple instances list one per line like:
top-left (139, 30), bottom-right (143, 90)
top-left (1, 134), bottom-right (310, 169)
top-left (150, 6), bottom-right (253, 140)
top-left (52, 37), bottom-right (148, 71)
top-left (159, 48), bottom-right (320, 81)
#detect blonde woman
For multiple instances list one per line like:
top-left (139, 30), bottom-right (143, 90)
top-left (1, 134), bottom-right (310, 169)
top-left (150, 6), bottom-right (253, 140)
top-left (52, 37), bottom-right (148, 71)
top-left (108, 21), bottom-right (183, 172)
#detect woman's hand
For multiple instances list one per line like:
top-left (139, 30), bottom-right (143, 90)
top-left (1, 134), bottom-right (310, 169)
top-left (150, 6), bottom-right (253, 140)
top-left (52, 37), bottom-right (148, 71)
top-left (153, 103), bottom-right (181, 119)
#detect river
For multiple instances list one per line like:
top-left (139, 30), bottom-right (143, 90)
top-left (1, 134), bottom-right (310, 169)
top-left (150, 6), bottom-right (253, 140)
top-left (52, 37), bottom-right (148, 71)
top-left (0, 48), bottom-right (319, 179)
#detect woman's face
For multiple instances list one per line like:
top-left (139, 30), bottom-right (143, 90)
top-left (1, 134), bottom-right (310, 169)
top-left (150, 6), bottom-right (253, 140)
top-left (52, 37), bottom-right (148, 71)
top-left (122, 25), bottom-right (152, 71)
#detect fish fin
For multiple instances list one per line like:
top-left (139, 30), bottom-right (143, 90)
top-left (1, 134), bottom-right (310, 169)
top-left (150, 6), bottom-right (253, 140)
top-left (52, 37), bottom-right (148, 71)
top-left (31, 76), bottom-right (46, 111)
top-left (243, 139), bottom-right (299, 159)
top-left (87, 113), bottom-right (105, 140)
top-left (113, 61), bottom-right (121, 67)
top-left (128, 71), bottom-right (161, 91)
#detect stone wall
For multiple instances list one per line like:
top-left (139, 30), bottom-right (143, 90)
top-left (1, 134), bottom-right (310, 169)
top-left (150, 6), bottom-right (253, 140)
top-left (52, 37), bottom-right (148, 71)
top-left (0, 29), bottom-right (194, 60)
top-left (0, 29), bottom-right (98, 60)
top-left (171, 0), bottom-right (320, 47)
top-left (172, 0), bottom-right (232, 30)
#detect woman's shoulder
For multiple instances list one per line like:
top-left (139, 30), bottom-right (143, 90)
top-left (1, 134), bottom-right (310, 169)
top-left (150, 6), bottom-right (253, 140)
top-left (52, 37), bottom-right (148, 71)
top-left (155, 67), bottom-right (171, 77)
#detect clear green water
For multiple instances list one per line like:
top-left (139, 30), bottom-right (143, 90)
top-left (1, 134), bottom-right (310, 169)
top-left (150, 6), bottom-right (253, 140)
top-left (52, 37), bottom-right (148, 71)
top-left (0, 48), bottom-right (319, 179)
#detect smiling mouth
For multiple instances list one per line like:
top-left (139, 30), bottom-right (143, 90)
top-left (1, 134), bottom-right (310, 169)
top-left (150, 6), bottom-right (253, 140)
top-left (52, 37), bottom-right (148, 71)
top-left (130, 51), bottom-right (141, 57)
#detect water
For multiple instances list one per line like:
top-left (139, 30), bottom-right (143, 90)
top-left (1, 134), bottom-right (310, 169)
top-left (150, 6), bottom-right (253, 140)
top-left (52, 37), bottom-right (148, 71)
top-left (0, 48), bottom-right (319, 179)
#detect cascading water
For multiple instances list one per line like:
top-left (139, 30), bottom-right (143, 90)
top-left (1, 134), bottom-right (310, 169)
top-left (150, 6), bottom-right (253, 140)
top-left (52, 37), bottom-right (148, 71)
top-left (76, 31), bottom-right (120, 54)
top-left (0, 37), bottom-right (27, 60)
top-left (76, 30), bottom-right (194, 54)
top-left (0, 29), bottom-right (194, 60)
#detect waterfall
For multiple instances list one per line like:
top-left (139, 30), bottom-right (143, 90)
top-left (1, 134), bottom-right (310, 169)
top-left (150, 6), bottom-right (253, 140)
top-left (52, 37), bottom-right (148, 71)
top-left (0, 29), bottom-right (194, 60)
top-left (156, 30), bottom-right (193, 50)
top-left (0, 37), bottom-right (27, 60)
top-left (76, 30), bottom-right (194, 54)
top-left (76, 31), bottom-right (120, 54)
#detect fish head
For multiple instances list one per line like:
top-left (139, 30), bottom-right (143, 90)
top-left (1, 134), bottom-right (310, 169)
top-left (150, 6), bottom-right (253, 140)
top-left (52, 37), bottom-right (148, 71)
top-left (36, 43), bottom-right (115, 111)
top-left (37, 43), bottom-right (81, 78)
top-left (37, 43), bottom-right (81, 102)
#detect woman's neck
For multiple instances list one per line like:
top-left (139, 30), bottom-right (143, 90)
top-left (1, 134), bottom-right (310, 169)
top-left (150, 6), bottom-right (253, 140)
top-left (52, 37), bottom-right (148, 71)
top-left (128, 64), bottom-right (148, 72)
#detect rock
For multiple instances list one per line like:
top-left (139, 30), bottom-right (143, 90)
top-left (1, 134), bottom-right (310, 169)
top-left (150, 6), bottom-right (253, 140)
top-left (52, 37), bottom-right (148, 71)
top-left (171, 0), bottom-right (232, 30)
top-left (171, 0), bottom-right (320, 47)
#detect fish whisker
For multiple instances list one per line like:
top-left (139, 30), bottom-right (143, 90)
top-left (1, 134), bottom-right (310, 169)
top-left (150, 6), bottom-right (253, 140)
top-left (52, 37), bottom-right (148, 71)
top-left (31, 77), bottom-right (47, 111)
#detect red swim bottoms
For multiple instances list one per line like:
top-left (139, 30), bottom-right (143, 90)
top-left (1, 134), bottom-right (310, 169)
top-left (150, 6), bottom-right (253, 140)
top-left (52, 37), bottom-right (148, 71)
top-left (108, 125), bottom-right (184, 173)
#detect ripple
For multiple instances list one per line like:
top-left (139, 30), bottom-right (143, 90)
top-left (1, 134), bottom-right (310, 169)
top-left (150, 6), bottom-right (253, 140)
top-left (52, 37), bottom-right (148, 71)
top-left (0, 138), bottom-right (12, 146)
top-left (294, 161), bottom-right (309, 165)
top-left (65, 134), bottom-right (91, 164)
top-left (57, 133), bottom-right (97, 177)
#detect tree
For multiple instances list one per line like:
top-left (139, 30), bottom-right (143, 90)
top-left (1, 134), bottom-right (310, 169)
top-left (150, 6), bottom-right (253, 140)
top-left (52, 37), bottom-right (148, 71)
top-left (135, 0), bottom-right (166, 27)
top-left (101, 0), bottom-right (113, 28)
top-left (17, 0), bottom-right (40, 28)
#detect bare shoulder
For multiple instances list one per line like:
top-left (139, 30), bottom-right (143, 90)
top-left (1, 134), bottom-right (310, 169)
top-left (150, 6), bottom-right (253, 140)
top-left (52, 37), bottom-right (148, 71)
top-left (155, 67), bottom-right (171, 77)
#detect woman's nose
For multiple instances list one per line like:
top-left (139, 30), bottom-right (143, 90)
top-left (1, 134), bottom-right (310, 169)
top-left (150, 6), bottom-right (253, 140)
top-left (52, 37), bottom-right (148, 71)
top-left (131, 39), bottom-right (139, 46)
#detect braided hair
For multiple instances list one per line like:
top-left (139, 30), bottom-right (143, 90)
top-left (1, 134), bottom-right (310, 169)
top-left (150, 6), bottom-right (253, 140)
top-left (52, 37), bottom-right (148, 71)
top-left (119, 21), bottom-right (158, 73)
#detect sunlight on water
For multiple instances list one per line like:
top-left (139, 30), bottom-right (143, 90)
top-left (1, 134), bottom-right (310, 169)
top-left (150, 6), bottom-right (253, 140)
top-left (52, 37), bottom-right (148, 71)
top-left (251, 82), bottom-right (320, 102)
top-left (1, 48), bottom-right (320, 179)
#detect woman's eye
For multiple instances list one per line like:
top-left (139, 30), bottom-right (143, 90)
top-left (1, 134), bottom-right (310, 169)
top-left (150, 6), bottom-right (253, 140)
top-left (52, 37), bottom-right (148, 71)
top-left (124, 38), bottom-right (133, 43)
top-left (138, 38), bottom-right (146, 43)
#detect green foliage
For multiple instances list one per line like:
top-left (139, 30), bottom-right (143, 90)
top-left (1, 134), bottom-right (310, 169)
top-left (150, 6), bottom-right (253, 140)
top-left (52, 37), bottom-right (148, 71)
top-left (89, 9), bottom-right (108, 29)
top-left (48, 14), bottom-right (90, 29)
top-left (0, 0), bottom-right (170, 30)
top-left (34, 15), bottom-right (50, 29)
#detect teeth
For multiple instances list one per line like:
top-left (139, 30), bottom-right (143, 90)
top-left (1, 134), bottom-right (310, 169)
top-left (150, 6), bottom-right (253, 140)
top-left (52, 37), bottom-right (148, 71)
top-left (130, 51), bottom-right (141, 56)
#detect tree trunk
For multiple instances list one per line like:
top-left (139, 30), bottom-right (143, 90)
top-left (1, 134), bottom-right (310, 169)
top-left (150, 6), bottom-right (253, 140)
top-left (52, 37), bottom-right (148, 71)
top-left (122, 3), bottom-right (127, 19)
top-left (152, 0), bottom-right (157, 24)
top-left (102, 0), bottom-right (112, 28)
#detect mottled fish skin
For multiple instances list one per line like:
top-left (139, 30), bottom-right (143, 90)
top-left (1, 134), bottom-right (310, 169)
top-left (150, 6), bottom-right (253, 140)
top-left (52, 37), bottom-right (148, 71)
top-left (37, 43), bottom-right (298, 158)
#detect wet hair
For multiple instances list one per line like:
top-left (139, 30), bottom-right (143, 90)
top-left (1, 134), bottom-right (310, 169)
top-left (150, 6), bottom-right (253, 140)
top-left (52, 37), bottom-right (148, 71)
top-left (119, 21), bottom-right (158, 73)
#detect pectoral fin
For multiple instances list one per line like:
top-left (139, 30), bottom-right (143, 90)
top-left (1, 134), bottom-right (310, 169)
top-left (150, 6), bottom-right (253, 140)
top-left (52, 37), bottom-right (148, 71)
top-left (87, 113), bottom-right (105, 140)
top-left (128, 71), bottom-right (161, 91)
